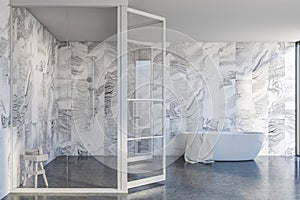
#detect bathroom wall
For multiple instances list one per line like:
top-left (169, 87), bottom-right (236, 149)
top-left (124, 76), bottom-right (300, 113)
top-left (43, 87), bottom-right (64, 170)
top-left (56, 41), bottom-right (164, 157)
top-left (165, 42), bottom-right (295, 156)
top-left (56, 41), bottom-right (119, 156)
top-left (12, 8), bottom-right (58, 186)
top-left (0, 0), bottom-right (11, 197)
top-left (54, 41), bottom-right (296, 157)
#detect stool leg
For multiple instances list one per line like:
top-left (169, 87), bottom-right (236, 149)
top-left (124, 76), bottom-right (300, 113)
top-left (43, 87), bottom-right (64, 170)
top-left (34, 162), bottom-right (38, 188)
top-left (39, 162), bottom-right (48, 188)
top-left (23, 161), bottom-right (31, 187)
top-left (23, 173), bottom-right (27, 187)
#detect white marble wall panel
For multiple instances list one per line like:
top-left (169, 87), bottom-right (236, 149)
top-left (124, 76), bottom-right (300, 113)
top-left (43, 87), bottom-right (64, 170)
top-left (12, 127), bottom-right (22, 188)
top-left (0, 0), bottom-right (10, 132)
top-left (12, 8), bottom-right (58, 186)
top-left (285, 43), bottom-right (296, 156)
top-left (57, 43), bottom-right (71, 79)
top-left (152, 49), bottom-right (164, 138)
top-left (219, 42), bottom-right (237, 131)
top-left (0, 128), bottom-right (11, 198)
top-left (182, 42), bottom-right (205, 132)
top-left (0, 0), bottom-right (11, 196)
top-left (166, 42), bottom-right (295, 156)
top-left (285, 109), bottom-right (295, 156)
top-left (56, 41), bottom-right (118, 156)
top-left (235, 43), bottom-right (254, 133)
top-left (167, 51), bottom-right (187, 136)
top-left (252, 43), bottom-right (270, 119)
top-left (269, 118), bottom-right (286, 155)
top-left (252, 43), bottom-right (273, 154)
top-left (235, 79), bottom-right (254, 131)
top-left (103, 43), bottom-right (118, 155)
top-left (267, 43), bottom-right (286, 155)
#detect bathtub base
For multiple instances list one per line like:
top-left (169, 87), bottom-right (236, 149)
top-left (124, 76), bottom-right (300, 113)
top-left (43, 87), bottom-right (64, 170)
top-left (184, 132), bottom-right (265, 162)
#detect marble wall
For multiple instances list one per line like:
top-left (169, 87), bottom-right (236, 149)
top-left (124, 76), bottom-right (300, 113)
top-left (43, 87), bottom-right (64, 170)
top-left (52, 41), bottom-right (297, 157)
top-left (165, 42), bottom-right (296, 156)
top-left (12, 8), bottom-right (58, 186)
top-left (56, 41), bottom-right (165, 157)
top-left (56, 41), bottom-right (118, 156)
top-left (0, 0), bottom-right (11, 197)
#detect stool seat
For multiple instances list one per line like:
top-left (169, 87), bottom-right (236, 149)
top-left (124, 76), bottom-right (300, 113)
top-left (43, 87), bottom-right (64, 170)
top-left (25, 169), bottom-right (45, 175)
top-left (23, 152), bottom-right (49, 188)
top-left (24, 154), bottom-right (48, 162)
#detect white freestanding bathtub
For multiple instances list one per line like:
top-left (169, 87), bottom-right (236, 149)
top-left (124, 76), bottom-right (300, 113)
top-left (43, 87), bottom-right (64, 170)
top-left (211, 132), bottom-right (264, 161)
top-left (184, 131), bottom-right (265, 161)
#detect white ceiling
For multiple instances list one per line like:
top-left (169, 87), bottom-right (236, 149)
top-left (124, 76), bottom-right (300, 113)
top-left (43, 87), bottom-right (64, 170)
top-left (27, 0), bottom-right (300, 42)
top-left (28, 7), bottom-right (117, 42)
top-left (129, 0), bottom-right (300, 42)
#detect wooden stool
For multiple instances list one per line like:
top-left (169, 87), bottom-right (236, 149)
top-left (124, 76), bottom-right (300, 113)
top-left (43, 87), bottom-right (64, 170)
top-left (23, 153), bottom-right (49, 188)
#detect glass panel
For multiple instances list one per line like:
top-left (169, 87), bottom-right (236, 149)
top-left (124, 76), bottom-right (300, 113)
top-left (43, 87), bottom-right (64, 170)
top-left (136, 60), bottom-right (151, 99)
top-left (153, 102), bottom-right (163, 136)
top-left (128, 101), bottom-right (151, 138)
top-left (127, 10), bottom-right (165, 186)
top-left (12, 6), bottom-right (118, 189)
top-left (128, 138), bottom-right (163, 181)
top-left (153, 47), bottom-right (164, 101)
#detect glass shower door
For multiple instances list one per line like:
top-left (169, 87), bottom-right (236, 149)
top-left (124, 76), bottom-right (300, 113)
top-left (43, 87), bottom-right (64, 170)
top-left (127, 7), bottom-right (166, 189)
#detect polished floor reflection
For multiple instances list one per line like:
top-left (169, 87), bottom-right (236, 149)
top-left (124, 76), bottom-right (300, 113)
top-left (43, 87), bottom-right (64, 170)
top-left (5, 156), bottom-right (300, 200)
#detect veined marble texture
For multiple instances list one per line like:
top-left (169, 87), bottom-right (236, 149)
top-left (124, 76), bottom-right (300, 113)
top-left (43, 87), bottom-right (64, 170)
top-left (0, 0), bottom-right (10, 131)
top-left (0, 0), bottom-right (11, 197)
top-left (165, 41), bottom-right (295, 156)
top-left (48, 40), bottom-right (165, 157)
top-left (166, 53), bottom-right (187, 136)
top-left (57, 41), bottom-right (119, 156)
top-left (125, 41), bottom-right (296, 157)
top-left (12, 8), bottom-right (58, 186)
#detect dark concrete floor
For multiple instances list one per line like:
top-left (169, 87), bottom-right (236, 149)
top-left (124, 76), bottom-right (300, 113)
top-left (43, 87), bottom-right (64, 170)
top-left (21, 156), bottom-right (118, 188)
top-left (4, 156), bottom-right (300, 200)
top-left (21, 156), bottom-right (163, 188)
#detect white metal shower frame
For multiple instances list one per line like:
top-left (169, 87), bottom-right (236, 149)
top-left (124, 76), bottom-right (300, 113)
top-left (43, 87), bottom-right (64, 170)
top-left (126, 7), bottom-right (166, 189)
top-left (9, 0), bottom-right (166, 194)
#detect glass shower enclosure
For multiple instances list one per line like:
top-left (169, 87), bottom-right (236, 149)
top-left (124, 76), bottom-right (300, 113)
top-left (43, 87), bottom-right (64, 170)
top-left (127, 8), bottom-right (166, 189)
top-left (10, 0), bottom-right (166, 193)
